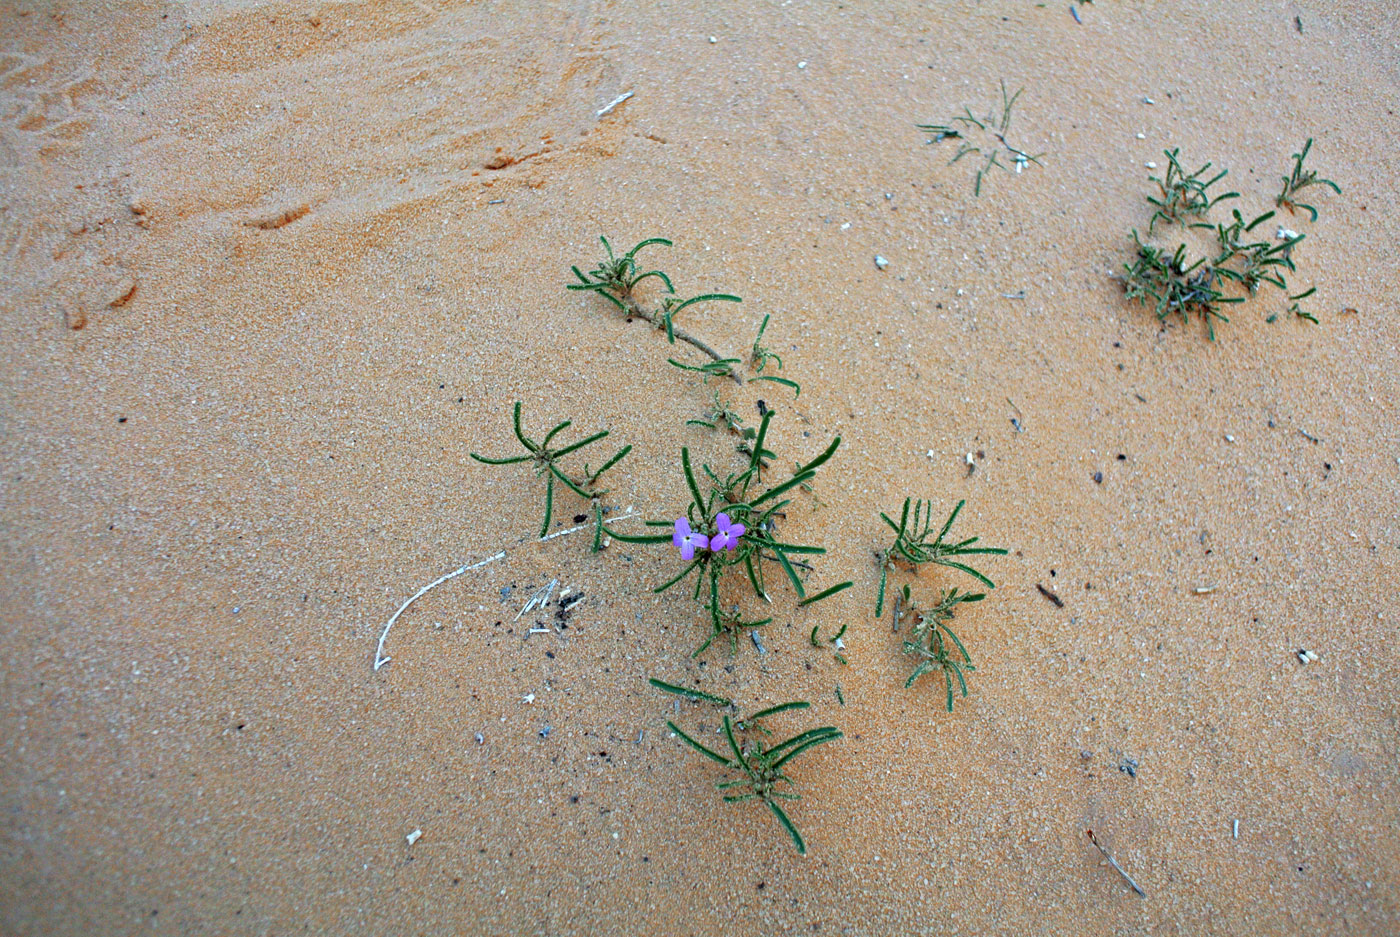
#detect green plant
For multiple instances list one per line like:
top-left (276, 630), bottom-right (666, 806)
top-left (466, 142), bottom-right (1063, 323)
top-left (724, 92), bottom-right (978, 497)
top-left (1123, 233), bottom-right (1242, 339)
top-left (666, 711), bottom-right (841, 855)
top-left (469, 401), bottom-right (630, 541)
top-left (810, 622), bottom-right (849, 665)
top-left (1276, 138), bottom-right (1341, 221)
top-left (569, 235), bottom-right (741, 379)
top-left (916, 81), bottom-right (1044, 195)
top-left (749, 314), bottom-right (800, 396)
top-left (1211, 208), bottom-right (1299, 294)
top-left (875, 498), bottom-right (1006, 617)
top-left (607, 410), bottom-right (852, 656)
top-left (1146, 148), bottom-right (1238, 232)
top-left (1123, 146), bottom-right (1328, 338)
top-left (894, 584), bottom-right (983, 711)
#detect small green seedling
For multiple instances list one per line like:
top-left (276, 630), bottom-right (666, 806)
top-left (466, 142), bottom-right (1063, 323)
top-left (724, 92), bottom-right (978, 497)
top-left (894, 585), bottom-right (984, 712)
top-left (1276, 138), bottom-right (1341, 222)
top-left (916, 81), bottom-right (1044, 195)
top-left (470, 401), bottom-right (630, 541)
top-left (875, 498), bottom-right (1007, 617)
top-left (809, 622), bottom-right (849, 665)
top-left (1146, 148), bottom-right (1237, 233)
top-left (1212, 209), bottom-right (1299, 294)
top-left (749, 314), bottom-right (800, 397)
top-left (666, 712), bottom-right (841, 855)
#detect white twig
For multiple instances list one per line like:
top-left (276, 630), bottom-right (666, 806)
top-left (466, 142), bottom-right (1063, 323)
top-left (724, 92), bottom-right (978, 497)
top-left (596, 91), bottom-right (633, 116)
top-left (539, 509), bottom-right (640, 542)
top-left (373, 551), bottom-right (506, 670)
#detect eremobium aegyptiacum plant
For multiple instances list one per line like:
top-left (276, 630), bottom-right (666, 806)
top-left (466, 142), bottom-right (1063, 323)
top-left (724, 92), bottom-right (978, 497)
top-left (607, 410), bottom-right (852, 656)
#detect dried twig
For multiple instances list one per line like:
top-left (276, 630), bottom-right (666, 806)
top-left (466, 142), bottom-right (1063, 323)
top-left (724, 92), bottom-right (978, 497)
top-left (373, 551), bottom-right (506, 671)
top-left (1086, 829), bottom-right (1147, 897)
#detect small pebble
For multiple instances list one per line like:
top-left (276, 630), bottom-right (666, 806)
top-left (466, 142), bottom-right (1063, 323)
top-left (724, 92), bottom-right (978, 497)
top-left (708, 36), bottom-right (716, 43)
top-left (1146, 161), bottom-right (1158, 169)
top-left (539, 726), bottom-right (552, 738)
top-left (475, 733), bottom-right (484, 745)
top-left (1135, 132), bottom-right (1146, 139)
top-left (874, 255), bottom-right (889, 270)
top-left (797, 61), bottom-right (807, 69)
top-left (406, 829), bottom-right (422, 846)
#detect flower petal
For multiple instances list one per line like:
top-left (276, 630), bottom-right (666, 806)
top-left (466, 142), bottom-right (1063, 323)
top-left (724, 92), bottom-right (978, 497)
top-left (715, 512), bottom-right (732, 532)
top-left (679, 540), bottom-right (694, 560)
top-left (730, 523), bottom-right (746, 539)
top-left (673, 517), bottom-right (690, 547)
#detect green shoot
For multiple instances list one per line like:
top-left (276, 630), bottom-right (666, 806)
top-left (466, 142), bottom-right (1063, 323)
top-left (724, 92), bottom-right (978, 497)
top-left (895, 585), bottom-right (984, 712)
top-left (569, 235), bottom-right (742, 382)
top-left (875, 498), bottom-right (1006, 618)
top-left (470, 401), bottom-right (630, 542)
top-left (917, 80), bottom-right (1044, 195)
top-left (749, 314), bottom-right (800, 397)
top-left (666, 712), bottom-right (841, 855)
top-left (1146, 148), bottom-right (1238, 233)
top-left (1276, 138), bottom-right (1341, 222)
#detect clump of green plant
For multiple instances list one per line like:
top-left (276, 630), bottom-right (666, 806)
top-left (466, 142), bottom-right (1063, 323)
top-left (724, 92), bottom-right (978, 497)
top-left (568, 235), bottom-right (742, 378)
top-left (607, 410), bottom-right (851, 656)
top-left (1123, 142), bottom-right (1336, 338)
top-left (470, 401), bottom-right (630, 543)
top-left (916, 80), bottom-right (1045, 195)
top-left (656, 680), bottom-right (841, 855)
top-left (893, 584), bottom-right (984, 711)
top-left (1276, 138), bottom-right (1341, 221)
top-left (874, 498), bottom-right (1006, 617)
top-left (1123, 234), bottom-right (1242, 338)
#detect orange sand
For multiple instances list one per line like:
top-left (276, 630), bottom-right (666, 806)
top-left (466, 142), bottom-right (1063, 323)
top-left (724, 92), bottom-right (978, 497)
top-left (2, 1), bottom-right (1397, 934)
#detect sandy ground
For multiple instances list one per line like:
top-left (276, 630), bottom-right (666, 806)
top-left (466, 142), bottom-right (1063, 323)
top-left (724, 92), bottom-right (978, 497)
top-left (2, 1), bottom-right (1398, 934)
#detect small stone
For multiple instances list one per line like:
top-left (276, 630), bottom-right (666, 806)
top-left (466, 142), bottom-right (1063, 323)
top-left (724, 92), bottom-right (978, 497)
top-left (539, 726), bottom-right (552, 738)
top-left (1146, 161), bottom-right (1158, 169)
top-left (874, 255), bottom-right (889, 270)
top-left (406, 829), bottom-right (422, 846)
top-left (474, 733), bottom-right (484, 745)
top-left (797, 61), bottom-right (807, 69)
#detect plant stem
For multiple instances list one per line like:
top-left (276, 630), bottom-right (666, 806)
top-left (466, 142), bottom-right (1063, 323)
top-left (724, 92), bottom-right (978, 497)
top-left (620, 297), bottom-right (742, 384)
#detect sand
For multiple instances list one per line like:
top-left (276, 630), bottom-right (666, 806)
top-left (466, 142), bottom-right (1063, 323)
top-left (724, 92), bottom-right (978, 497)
top-left (2, 1), bottom-right (1398, 934)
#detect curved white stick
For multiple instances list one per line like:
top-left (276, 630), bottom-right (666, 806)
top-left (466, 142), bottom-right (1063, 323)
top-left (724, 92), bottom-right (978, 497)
top-left (373, 551), bottom-right (506, 671)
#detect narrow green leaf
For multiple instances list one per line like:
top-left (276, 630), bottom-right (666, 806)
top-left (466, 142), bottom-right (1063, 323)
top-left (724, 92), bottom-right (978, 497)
top-left (649, 678), bottom-right (732, 707)
top-left (797, 581), bottom-right (853, 608)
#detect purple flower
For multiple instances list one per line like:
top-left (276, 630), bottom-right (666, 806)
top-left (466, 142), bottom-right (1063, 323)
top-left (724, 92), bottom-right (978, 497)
top-left (673, 518), bottom-right (710, 560)
top-left (709, 512), bottom-right (746, 552)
